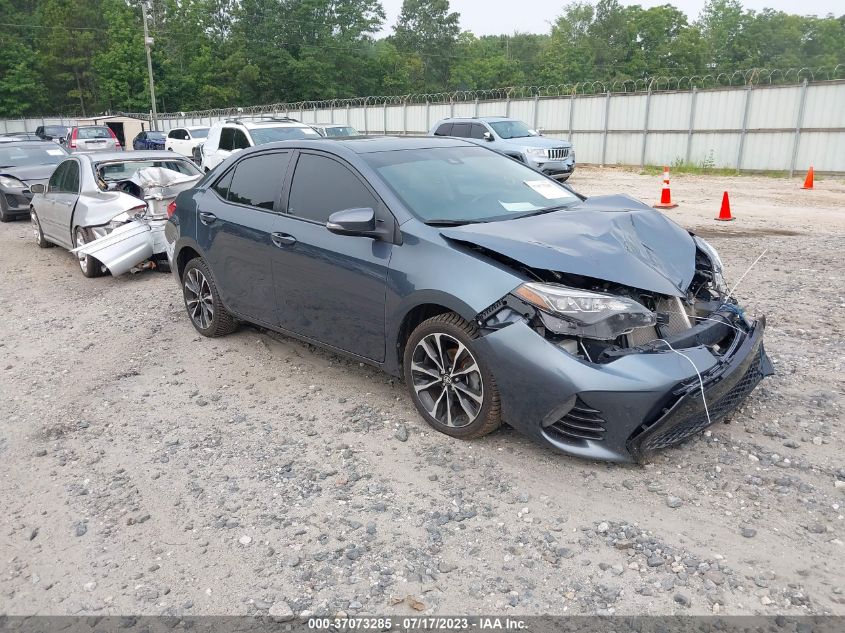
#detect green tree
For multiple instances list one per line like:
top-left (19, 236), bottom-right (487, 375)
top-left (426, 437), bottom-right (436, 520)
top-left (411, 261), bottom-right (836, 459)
top-left (391, 0), bottom-right (460, 91)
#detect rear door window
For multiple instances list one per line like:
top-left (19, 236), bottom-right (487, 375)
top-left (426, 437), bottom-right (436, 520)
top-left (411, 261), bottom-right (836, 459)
top-left (451, 123), bottom-right (471, 138)
top-left (226, 152), bottom-right (291, 210)
top-left (286, 153), bottom-right (378, 223)
top-left (59, 160), bottom-right (79, 193)
top-left (434, 123), bottom-right (453, 136)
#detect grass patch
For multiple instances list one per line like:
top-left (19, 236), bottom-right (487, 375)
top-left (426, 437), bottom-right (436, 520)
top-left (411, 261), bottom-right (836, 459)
top-left (640, 162), bottom-right (793, 179)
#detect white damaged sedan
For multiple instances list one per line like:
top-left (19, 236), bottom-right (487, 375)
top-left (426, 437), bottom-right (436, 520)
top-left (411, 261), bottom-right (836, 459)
top-left (29, 151), bottom-right (201, 277)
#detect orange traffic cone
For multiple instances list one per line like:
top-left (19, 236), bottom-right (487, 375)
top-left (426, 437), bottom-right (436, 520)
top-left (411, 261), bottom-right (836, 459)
top-left (715, 191), bottom-right (734, 221)
top-left (653, 166), bottom-right (678, 209)
top-left (801, 166), bottom-right (814, 190)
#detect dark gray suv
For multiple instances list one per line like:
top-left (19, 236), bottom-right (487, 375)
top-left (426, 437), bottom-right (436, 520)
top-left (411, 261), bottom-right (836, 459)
top-left (429, 117), bottom-right (575, 181)
top-left (166, 136), bottom-right (770, 463)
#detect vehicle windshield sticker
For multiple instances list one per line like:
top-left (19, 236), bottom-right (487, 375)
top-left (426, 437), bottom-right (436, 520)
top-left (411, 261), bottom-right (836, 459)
top-left (46, 149), bottom-right (64, 155)
top-left (499, 201), bottom-right (542, 212)
top-left (524, 180), bottom-right (568, 199)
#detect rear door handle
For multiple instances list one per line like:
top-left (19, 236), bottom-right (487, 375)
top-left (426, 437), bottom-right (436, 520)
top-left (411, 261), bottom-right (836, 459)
top-left (199, 211), bottom-right (217, 225)
top-left (271, 232), bottom-right (297, 247)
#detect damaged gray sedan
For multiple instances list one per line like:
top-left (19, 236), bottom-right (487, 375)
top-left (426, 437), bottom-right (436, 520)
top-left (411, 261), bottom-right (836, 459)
top-left (29, 151), bottom-right (201, 276)
top-left (167, 137), bottom-right (772, 463)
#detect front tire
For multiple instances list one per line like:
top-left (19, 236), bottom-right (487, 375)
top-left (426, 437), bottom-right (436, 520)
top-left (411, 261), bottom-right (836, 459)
top-left (181, 258), bottom-right (237, 337)
top-left (31, 209), bottom-right (53, 248)
top-left (403, 313), bottom-right (501, 439)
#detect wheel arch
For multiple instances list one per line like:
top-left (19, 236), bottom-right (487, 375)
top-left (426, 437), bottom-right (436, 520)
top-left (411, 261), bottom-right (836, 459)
top-left (391, 293), bottom-right (479, 378)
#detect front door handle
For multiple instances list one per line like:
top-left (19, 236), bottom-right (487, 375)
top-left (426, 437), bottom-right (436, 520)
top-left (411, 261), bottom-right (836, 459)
top-left (199, 211), bottom-right (217, 225)
top-left (271, 232), bottom-right (297, 247)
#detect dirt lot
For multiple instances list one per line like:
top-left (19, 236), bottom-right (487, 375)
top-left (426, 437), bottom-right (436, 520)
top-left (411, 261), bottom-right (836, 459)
top-left (1, 167), bottom-right (843, 618)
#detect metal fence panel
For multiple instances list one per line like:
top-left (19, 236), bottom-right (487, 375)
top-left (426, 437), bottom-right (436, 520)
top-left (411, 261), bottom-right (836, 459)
top-left (693, 89), bottom-right (747, 130)
top-left (10, 76), bottom-right (842, 172)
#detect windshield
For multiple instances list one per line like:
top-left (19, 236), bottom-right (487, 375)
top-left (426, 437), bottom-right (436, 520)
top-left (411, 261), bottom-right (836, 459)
top-left (489, 120), bottom-right (538, 139)
top-left (0, 144), bottom-right (68, 167)
top-left (95, 159), bottom-right (201, 184)
top-left (364, 146), bottom-right (578, 224)
top-left (324, 126), bottom-right (359, 138)
top-left (77, 127), bottom-right (112, 139)
top-left (249, 126), bottom-right (320, 144)
top-left (189, 128), bottom-right (209, 138)
top-left (148, 132), bottom-right (165, 140)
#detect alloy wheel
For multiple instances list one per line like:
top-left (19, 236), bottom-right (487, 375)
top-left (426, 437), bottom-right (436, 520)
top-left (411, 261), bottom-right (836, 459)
top-left (184, 267), bottom-right (214, 330)
top-left (410, 332), bottom-right (484, 428)
top-left (31, 211), bottom-right (40, 242)
top-left (74, 227), bottom-right (89, 274)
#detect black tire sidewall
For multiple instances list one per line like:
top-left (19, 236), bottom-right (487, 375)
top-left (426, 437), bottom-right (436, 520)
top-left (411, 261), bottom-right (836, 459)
top-left (181, 258), bottom-right (230, 337)
top-left (403, 316), bottom-right (498, 439)
top-left (73, 227), bottom-right (103, 278)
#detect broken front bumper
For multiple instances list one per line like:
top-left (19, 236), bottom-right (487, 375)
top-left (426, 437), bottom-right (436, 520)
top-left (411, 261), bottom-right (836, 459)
top-left (474, 316), bottom-right (771, 463)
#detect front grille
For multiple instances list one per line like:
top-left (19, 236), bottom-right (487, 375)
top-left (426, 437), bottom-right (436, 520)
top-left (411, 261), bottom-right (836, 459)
top-left (546, 397), bottom-right (606, 443)
top-left (4, 193), bottom-right (30, 209)
top-left (548, 147), bottom-right (570, 160)
top-left (637, 351), bottom-right (763, 452)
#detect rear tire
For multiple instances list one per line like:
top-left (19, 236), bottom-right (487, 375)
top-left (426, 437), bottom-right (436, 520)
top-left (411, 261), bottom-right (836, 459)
top-left (73, 226), bottom-right (105, 278)
top-left (181, 258), bottom-right (237, 337)
top-left (403, 312), bottom-right (501, 439)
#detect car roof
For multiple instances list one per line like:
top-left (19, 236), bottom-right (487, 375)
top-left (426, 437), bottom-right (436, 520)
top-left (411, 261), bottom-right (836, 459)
top-left (437, 116), bottom-right (512, 123)
top-left (212, 119), bottom-right (310, 130)
top-left (243, 135), bottom-right (475, 155)
top-left (76, 150), bottom-right (194, 162)
top-left (0, 139), bottom-right (63, 148)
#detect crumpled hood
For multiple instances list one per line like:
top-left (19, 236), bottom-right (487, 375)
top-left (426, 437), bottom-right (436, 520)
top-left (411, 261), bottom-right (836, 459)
top-left (0, 164), bottom-right (57, 187)
top-left (440, 194), bottom-right (696, 297)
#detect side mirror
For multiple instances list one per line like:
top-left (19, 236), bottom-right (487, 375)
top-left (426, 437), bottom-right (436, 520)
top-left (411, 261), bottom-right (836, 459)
top-left (483, 131), bottom-right (494, 142)
top-left (326, 207), bottom-right (377, 237)
top-left (29, 183), bottom-right (46, 194)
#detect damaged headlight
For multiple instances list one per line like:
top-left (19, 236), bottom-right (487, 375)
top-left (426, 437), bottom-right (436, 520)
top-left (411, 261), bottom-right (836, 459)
top-left (514, 282), bottom-right (656, 340)
top-left (693, 236), bottom-right (728, 295)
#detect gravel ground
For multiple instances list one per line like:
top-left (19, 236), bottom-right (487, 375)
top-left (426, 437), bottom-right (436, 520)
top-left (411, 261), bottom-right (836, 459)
top-left (1, 167), bottom-right (843, 617)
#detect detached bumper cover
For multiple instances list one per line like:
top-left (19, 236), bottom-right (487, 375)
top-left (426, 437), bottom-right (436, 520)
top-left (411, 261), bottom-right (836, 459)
top-left (627, 317), bottom-right (771, 462)
top-left (72, 220), bottom-right (168, 276)
top-left (476, 316), bottom-right (771, 463)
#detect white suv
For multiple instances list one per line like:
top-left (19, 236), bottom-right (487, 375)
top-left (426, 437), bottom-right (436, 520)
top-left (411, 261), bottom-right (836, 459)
top-left (200, 118), bottom-right (320, 171)
top-left (165, 126), bottom-right (209, 157)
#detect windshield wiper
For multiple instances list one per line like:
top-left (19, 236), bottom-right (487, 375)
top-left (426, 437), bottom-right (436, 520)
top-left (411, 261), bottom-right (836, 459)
top-left (423, 219), bottom-right (479, 226)
top-left (513, 203), bottom-right (572, 219)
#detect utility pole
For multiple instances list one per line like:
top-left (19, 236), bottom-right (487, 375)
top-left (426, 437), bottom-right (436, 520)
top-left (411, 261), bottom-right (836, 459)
top-left (142, 2), bottom-right (158, 129)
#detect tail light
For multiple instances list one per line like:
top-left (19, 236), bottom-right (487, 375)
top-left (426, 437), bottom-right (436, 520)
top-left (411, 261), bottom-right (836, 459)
top-left (107, 127), bottom-right (121, 148)
top-left (166, 201), bottom-right (177, 218)
top-left (69, 128), bottom-right (78, 149)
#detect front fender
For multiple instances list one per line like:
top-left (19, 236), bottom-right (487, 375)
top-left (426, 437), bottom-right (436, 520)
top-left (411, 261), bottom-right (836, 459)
top-left (383, 228), bottom-right (524, 375)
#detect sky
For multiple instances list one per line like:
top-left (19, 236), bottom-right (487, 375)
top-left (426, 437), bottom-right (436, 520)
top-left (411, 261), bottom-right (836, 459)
top-left (377, 0), bottom-right (843, 36)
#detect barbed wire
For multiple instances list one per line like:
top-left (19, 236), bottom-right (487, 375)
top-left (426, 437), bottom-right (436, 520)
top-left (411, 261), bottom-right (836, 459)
top-left (5, 65), bottom-right (842, 121)
top-left (113, 64), bottom-right (843, 122)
